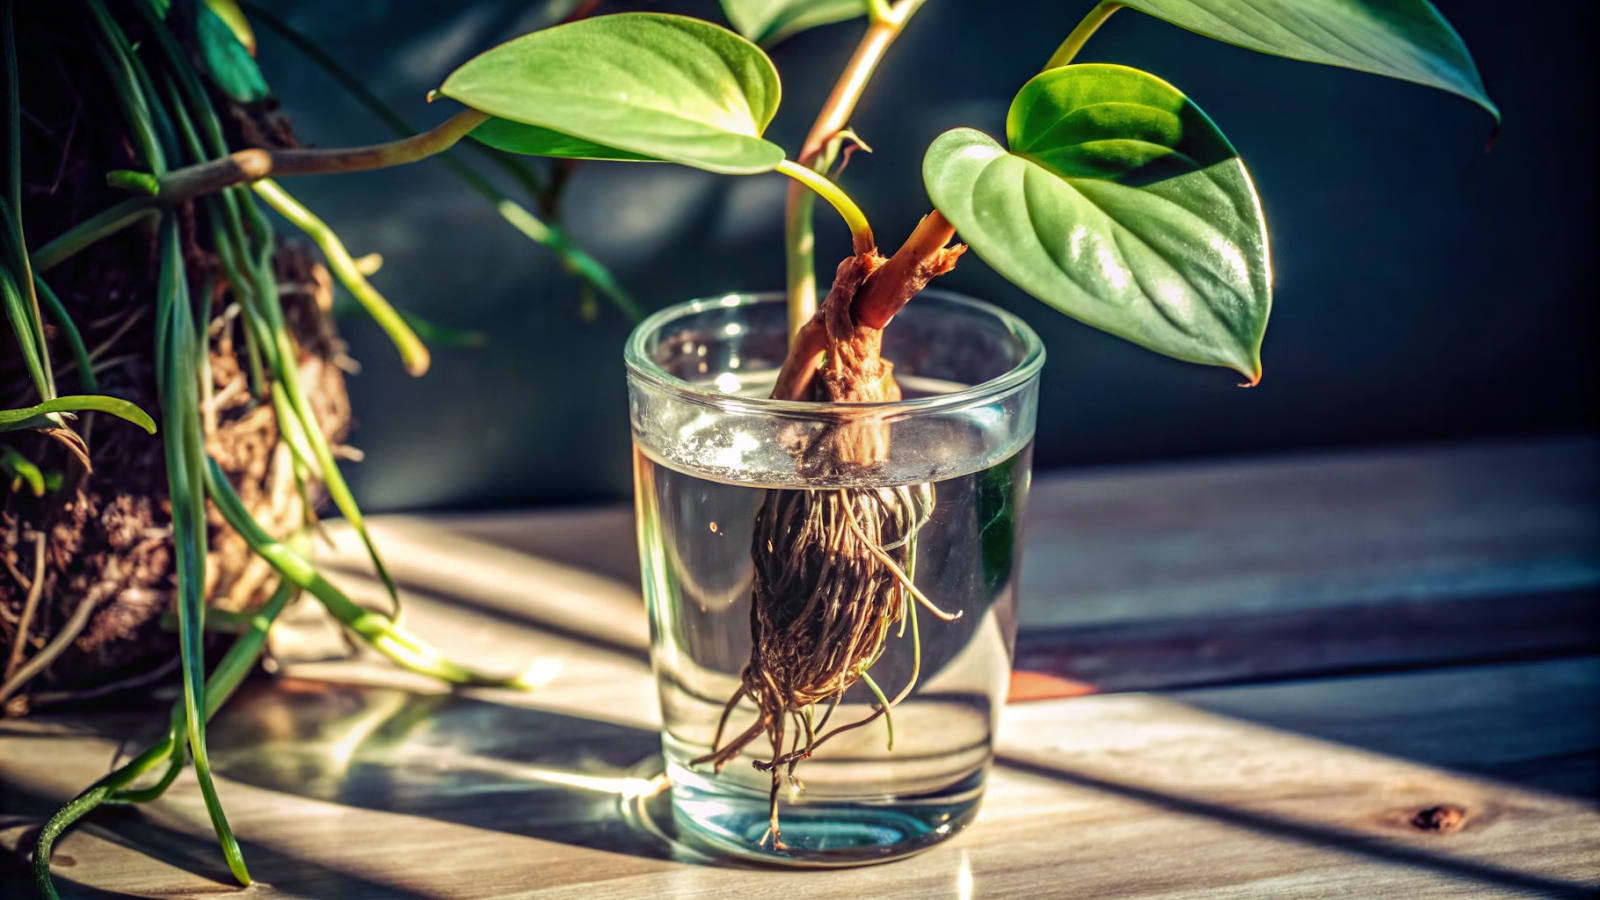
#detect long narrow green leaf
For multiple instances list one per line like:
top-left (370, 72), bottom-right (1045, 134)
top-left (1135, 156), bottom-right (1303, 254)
top-left (115, 577), bottom-right (299, 806)
top-left (135, 15), bottom-right (405, 622)
top-left (29, 198), bottom-right (159, 274)
top-left (232, 194), bottom-right (403, 616)
top-left (34, 277), bottom-right (97, 393)
top-left (3, 0), bottom-right (55, 405)
top-left (0, 394), bottom-right (156, 433)
top-left (0, 262), bottom-right (51, 402)
top-left (1, 444), bottom-right (44, 495)
top-left (34, 578), bottom-right (296, 900)
top-left (85, 0), bottom-right (168, 175)
top-left (203, 454), bottom-right (547, 689)
top-left (155, 215), bottom-right (250, 887)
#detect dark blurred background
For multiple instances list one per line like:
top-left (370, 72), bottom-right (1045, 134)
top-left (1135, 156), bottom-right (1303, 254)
top-left (251, 0), bottom-right (1596, 511)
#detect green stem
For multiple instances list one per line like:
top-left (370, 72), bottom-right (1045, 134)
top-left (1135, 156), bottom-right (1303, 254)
top-left (782, 0), bottom-right (929, 337)
top-left (252, 178), bottom-right (430, 376)
top-left (1043, 1), bottom-right (1122, 70)
top-left (232, 194), bottom-right (403, 616)
top-left (34, 579), bottom-right (296, 899)
top-left (30, 198), bottom-right (158, 272)
top-left (34, 276), bottom-right (96, 393)
top-left (493, 200), bottom-right (641, 321)
top-left (860, 671), bottom-right (894, 750)
top-left (239, 1), bottom-right (634, 321)
top-left (0, 258), bottom-right (51, 403)
top-left (241, 0), bottom-right (550, 203)
top-left (155, 213), bottom-right (250, 887)
top-left (775, 159), bottom-right (872, 253)
top-left (202, 455), bottom-right (541, 688)
top-left (153, 109), bottom-right (489, 206)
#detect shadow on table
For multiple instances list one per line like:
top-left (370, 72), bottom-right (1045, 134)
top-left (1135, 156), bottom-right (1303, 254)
top-left (994, 751), bottom-right (1595, 899)
top-left (197, 676), bottom-right (1595, 899)
top-left (1173, 656), bottom-right (1600, 802)
top-left (207, 679), bottom-right (685, 862)
top-left (1, 786), bottom-right (438, 900)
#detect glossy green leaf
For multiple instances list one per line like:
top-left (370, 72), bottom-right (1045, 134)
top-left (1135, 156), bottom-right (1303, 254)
top-left (925, 64), bottom-right (1269, 380)
top-left (145, 0), bottom-right (171, 18)
top-left (468, 118), bottom-right (653, 163)
top-left (1099, 0), bottom-right (1497, 121)
top-left (0, 394), bottom-right (158, 433)
top-left (196, 1), bottom-right (268, 103)
top-left (720, 0), bottom-right (869, 45)
top-left (439, 13), bottom-right (784, 175)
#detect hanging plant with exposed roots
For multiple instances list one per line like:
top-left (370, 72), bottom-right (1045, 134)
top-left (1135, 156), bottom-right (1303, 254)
top-left (3, 2), bottom-right (627, 897)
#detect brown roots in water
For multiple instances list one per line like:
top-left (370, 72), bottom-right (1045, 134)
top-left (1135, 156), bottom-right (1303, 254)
top-left (691, 219), bottom-right (967, 850)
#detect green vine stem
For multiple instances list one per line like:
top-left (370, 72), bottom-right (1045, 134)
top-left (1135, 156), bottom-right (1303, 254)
top-left (252, 178), bottom-right (430, 375)
top-left (29, 197), bottom-right (158, 272)
top-left (32, 580), bottom-right (298, 900)
top-left (783, 0), bottom-right (929, 339)
top-left (1043, 0), bottom-right (1122, 70)
top-left (202, 455), bottom-right (548, 689)
top-left (775, 159), bottom-right (873, 252)
top-left (236, 3), bottom-right (639, 321)
top-left (154, 108), bottom-right (489, 203)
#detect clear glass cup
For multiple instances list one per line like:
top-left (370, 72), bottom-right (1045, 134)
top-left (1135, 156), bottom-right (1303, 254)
top-left (626, 290), bottom-right (1043, 866)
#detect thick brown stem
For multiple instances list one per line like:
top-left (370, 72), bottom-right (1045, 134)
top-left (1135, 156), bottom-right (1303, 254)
top-left (153, 109), bottom-right (489, 206)
top-left (853, 210), bottom-right (965, 329)
top-left (785, 11), bottom-right (922, 335)
top-left (770, 211), bottom-right (964, 403)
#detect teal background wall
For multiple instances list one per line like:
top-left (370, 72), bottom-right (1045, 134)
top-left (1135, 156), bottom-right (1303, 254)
top-left (252, 1), bottom-right (1597, 510)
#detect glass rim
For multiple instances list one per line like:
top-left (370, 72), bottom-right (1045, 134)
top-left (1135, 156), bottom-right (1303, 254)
top-left (624, 289), bottom-right (1046, 418)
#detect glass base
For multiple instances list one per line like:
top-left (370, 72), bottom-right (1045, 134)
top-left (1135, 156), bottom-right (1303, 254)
top-left (664, 761), bottom-right (986, 867)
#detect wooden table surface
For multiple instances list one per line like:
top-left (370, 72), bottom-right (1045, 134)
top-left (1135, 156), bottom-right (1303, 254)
top-left (2, 437), bottom-right (1596, 898)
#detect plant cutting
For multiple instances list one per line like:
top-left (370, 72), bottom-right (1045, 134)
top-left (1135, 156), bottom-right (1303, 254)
top-left (11, 0), bottom-right (1497, 890)
top-left (499, 0), bottom-right (1494, 861)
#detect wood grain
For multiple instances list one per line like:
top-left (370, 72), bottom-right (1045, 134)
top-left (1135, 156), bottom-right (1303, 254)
top-left (2, 658), bottom-right (1594, 899)
top-left (2, 438), bottom-right (1595, 898)
top-left (314, 437), bottom-right (1600, 692)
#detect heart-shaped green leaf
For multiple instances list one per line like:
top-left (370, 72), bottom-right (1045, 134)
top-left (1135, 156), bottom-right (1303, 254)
top-left (721, 0), bottom-right (869, 46)
top-left (468, 118), bottom-right (654, 163)
top-left (440, 13), bottom-right (785, 175)
top-left (925, 64), bottom-right (1270, 381)
top-left (1098, 0), bottom-right (1497, 122)
top-left (0, 394), bottom-right (158, 434)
